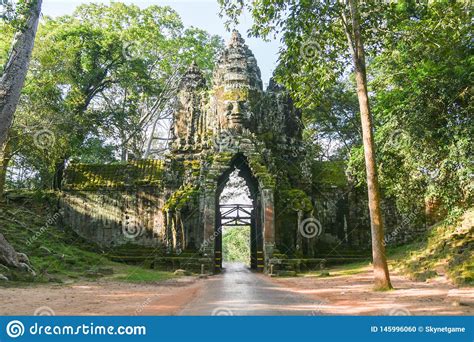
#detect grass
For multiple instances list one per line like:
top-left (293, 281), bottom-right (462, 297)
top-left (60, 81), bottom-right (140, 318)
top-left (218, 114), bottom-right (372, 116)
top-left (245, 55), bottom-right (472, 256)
top-left (297, 208), bottom-right (473, 286)
top-left (112, 265), bottom-right (176, 283)
top-left (0, 191), bottom-right (176, 284)
top-left (389, 208), bottom-right (473, 285)
top-left (301, 260), bottom-right (371, 278)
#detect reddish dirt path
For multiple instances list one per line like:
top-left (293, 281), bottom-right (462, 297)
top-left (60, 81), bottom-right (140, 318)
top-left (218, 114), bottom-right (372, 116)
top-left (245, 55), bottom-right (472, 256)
top-left (0, 268), bottom-right (472, 316)
top-left (270, 268), bottom-right (474, 315)
top-left (0, 277), bottom-right (203, 316)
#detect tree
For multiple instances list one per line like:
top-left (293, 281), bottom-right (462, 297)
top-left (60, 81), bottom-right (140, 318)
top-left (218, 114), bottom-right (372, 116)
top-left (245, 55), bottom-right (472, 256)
top-left (0, 0), bottom-right (42, 195)
top-left (218, 0), bottom-right (399, 289)
top-left (1, 3), bottom-right (223, 192)
top-left (364, 1), bottom-right (472, 218)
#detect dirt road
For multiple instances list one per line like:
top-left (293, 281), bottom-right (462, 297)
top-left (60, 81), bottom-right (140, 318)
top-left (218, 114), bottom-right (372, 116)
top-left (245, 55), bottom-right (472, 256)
top-left (179, 262), bottom-right (320, 315)
top-left (0, 263), bottom-right (472, 316)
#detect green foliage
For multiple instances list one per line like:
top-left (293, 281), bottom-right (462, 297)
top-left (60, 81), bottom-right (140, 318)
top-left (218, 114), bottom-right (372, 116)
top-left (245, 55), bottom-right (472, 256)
top-left (0, 0), bottom-right (38, 30)
top-left (247, 153), bottom-right (275, 188)
top-left (0, 21), bottom-right (13, 71)
top-left (163, 184), bottom-right (199, 211)
top-left (312, 160), bottom-right (347, 188)
top-left (391, 208), bottom-right (474, 285)
top-left (4, 2), bottom-right (223, 190)
top-left (219, 1), bottom-right (471, 217)
top-left (277, 188), bottom-right (312, 213)
top-left (349, 2), bottom-right (472, 214)
top-left (63, 160), bottom-right (164, 190)
top-left (222, 226), bottom-right (250, 264)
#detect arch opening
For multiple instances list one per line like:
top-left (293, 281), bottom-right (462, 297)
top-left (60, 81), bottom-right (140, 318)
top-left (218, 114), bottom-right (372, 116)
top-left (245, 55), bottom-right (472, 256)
top-left (214, 153), bottom-right (263, 272)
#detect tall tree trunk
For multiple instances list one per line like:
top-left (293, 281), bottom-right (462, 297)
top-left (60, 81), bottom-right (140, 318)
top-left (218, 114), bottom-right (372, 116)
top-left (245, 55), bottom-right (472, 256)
top-left (0, 0), bottom-right (42, 163)
top-left (347, 0), bottom-right (392, 290)
top-left (0, 139), bottom-right (11, 197)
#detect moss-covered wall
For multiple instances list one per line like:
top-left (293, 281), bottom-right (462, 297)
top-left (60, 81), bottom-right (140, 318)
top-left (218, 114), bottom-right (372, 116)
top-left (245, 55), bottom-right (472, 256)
top-left (63, 160), bottom-right (164, 190)
top-left (61, 187), bottom-right (166, 248)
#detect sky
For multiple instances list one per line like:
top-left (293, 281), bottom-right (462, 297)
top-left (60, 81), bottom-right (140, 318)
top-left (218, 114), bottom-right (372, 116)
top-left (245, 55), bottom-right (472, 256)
top-left (41, 0), bottom-right (281, 85)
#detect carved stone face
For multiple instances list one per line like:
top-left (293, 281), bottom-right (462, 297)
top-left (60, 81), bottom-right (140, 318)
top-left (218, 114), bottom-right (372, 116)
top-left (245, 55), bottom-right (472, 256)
top-left (225, 100), bottom-right (246, 129)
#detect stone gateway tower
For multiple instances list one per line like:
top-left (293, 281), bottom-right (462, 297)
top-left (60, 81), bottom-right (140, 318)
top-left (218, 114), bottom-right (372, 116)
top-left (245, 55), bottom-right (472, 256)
top-left (163, 30), bottom-right (306, 272)
top-left (63, 31), bottom-right (399, 274)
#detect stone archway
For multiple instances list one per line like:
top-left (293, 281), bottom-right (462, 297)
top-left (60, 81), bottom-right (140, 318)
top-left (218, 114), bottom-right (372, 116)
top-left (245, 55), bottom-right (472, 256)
top-left (61, 30), bottom-right (305, 275)
top-left (214, 153), bottom-right (263, 272)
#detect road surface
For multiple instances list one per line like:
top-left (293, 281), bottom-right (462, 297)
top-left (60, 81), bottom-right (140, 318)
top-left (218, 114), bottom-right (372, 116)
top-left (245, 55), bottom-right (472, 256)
top-left (179, 262), bottom-right (323, 316)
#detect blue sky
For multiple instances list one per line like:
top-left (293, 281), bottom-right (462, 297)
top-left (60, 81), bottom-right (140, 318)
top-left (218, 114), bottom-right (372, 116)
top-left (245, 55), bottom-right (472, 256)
top-left (41, 0), bottom-right (281, 85)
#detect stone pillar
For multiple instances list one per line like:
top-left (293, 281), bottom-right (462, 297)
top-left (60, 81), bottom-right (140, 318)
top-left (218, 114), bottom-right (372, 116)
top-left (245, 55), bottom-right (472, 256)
top-left (201, 187), bottom-right (216, 257)
top-left (261, 188), bottom-right (275, 272)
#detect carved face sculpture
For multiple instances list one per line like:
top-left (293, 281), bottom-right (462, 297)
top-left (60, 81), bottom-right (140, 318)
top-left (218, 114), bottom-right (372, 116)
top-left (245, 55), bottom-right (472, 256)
top-left (225, 99), bottom-right (247, 130)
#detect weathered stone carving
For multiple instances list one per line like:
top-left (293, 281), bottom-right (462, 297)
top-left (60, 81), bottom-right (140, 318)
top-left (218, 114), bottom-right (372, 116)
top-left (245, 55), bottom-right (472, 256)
top-left (61, 31), bottom-right (422, 274)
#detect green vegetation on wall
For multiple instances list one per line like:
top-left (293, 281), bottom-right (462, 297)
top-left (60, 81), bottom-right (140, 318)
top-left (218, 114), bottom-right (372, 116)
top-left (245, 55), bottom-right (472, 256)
top-left (163, 184), bottom-right (199, 212)
top-left (63, 160), bottom-right (164, 190)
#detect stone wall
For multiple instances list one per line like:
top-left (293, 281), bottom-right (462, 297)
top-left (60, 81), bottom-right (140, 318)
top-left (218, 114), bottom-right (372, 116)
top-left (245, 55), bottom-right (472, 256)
top-left (61, 188), bottom-right (166, 248)
top-left (59, 30), bottom-right (428, 272)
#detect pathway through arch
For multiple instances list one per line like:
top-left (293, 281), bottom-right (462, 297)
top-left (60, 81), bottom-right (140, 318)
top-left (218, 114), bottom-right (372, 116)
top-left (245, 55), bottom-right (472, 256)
top-left (178, 262), bottom-right (322, 316)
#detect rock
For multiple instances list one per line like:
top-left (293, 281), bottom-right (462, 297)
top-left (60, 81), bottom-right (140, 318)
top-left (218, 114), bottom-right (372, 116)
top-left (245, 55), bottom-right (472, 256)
top-left (0, 274), bottom-right (8, 281)
top-left (19, 262), bottom-right (36, 276)
top-left (17, 252), bottom-right (30, 264)
top-left (174, 269), bottom-right (191, 276)
top-left (0, 233), bottom-right (20, 268)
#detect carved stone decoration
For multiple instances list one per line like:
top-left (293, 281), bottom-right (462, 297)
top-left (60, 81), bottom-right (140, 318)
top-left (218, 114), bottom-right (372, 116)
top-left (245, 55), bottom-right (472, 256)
top-left (60, 26), bottom-right (421, 274)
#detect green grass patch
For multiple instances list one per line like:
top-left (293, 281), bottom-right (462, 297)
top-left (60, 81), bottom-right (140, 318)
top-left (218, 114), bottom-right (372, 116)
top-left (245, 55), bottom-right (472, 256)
top-left (388, 208), bottom-right (473, 285)
top-left (0, 192), bottom-right (175, 284)
top-left (301, 260), bottom-right (371, 278)
top-left (112, 265), bottom-right (176, 283)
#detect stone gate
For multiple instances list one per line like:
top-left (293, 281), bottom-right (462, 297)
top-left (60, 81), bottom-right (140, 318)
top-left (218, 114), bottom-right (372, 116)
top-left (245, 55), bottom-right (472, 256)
top-left (60, 31), bottom-right (419, 274)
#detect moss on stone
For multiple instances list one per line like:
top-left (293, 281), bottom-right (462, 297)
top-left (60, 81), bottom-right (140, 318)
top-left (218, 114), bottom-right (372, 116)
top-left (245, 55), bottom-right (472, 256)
top-left (391, 208), bottom-right (474, 285)
top-left (163, 184), bottom-right (199, 211)
top-left (247, 154), bottom-right (275, 188)
top-left (63, 160), bottom-right (164, 190)
top-left (223, 88), bottom-right (249, 101)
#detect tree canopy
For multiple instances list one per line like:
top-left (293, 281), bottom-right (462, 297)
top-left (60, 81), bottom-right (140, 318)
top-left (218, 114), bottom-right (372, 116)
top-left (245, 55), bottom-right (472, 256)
top-left (2, 2), bottom-right (223, 189)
